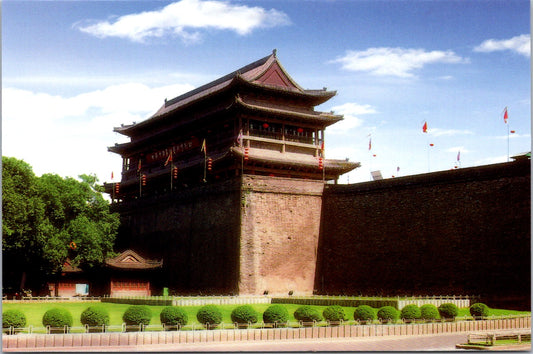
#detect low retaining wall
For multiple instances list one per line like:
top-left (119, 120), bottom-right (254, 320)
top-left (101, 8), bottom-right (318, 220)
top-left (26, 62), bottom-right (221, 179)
top-left (272, 297), bottom-right (470, 310)
top-left (3, 316), bottom-right (530, 350)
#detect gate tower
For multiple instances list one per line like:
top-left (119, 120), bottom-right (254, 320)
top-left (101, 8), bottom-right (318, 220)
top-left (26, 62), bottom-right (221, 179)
top-left (104, 51), bottom-right (359, 295)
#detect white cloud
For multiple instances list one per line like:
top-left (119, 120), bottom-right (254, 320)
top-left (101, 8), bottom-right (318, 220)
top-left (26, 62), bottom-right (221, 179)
top-left (76, 0), bottom-right (290, 43)
top-left (2, 83), bottom-right (194, 182)
top-left (474, 34), bottom-right (530, 57)
top-left (331, 47), bottom-right (468, 78)
top-left (327, 102), bottom-right (377, 135)
top-left (429, 128), bottom-right (474, 137)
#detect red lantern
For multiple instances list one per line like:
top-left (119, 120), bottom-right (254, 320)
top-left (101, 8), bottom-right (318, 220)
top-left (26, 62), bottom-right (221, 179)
top-left (318, 157), bottom-right (324, 170)
top-left (69, 241), bottom-right (77, 250)
top-left (262, 123), bottom-right (269, 129)
top-left (173, 167), bottom-right (178, 179)
top-left (429, 143), bottom-right (434, 147)
top-left (141, 174), bottom-right (147, 186)
top-left (510, 130), bottom-right (516, 134)
top-left (207, 157), bottom-right (213, 171)
top-left (297, 127), bottom-right (304, 133)
top-left (114, 182), bottom-right (120, 194)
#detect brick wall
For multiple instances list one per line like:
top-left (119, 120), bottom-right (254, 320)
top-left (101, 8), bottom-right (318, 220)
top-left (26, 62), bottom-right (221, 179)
top-left (317, 159), bottom-right (530, 310)
top-left (238, 175), bottom-right (324, 295)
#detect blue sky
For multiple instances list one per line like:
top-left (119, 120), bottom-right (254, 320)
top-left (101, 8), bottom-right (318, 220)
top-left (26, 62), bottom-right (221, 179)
top-left (3, 0), bottom-right (530, 184)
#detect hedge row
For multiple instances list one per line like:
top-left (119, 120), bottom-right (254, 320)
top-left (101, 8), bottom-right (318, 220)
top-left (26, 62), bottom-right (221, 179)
top-left (2, 303), bottom-right (490, 333)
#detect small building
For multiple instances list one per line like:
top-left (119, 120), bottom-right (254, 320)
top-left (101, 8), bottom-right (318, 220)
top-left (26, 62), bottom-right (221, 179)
top-left (105, 249), bottom-right (163, 297)
top-left (48, 250), bottom-right (162, 297)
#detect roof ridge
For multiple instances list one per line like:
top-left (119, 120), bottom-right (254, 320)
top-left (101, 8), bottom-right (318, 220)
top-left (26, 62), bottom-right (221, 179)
top-left (164, 52), bottom-right (274, 108)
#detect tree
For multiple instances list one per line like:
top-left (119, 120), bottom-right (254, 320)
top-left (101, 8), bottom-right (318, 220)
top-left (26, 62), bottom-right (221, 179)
top-left (2, 157), bottom-right (45, 292)
top-left (2, 157), bottom-right (120, 294)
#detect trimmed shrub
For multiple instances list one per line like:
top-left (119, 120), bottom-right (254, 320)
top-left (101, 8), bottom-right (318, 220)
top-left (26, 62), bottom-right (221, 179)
top-left (263, 304), bottom-right (289, 326)
top-left (420, 304), bottom-right (440, 321)
top-left (438, 303), bottom-right (459, 320)
top-left (42, 308), bottom-right (73, 328)
top-left (294, 305), bottom-right (323, 323)
top-left (3, 309), bottom-right (27, 330)
top-left (354, 305), bottom-right (376, 323)
top-left (469, 303), bottom-right (490, 318)
top-left (122, 305), bottom-right (152, 326)
top-left (160, 306), bottom-right (188, 329)
top-left (323, 305), bottom-right (348, 323)
top-left (80, 306), bottom-right (110, 327)
top-left (196, 305), bottom-right (223, 329)
top-left (377, 306), bottom-right (399, 323)
top-left (231, 305), bottom-right (258, 325)
top-left (400, 304), bottom-right (421, 322)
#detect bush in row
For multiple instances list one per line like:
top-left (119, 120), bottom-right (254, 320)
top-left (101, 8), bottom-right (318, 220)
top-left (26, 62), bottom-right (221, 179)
top-left (42, 308), bottom-right (73, 328)
top-left (438, 303), bottom-right (459, 320)
top-left (322, 305), bottom-right (348, 322)
top-left (377, 306), bottom-right (399, 323)
top-left (263, 304), bottom-right (289, 325)
top-left (231, 305), bottom-right (259, 326)
top-left (160, 306), bottom-right (188, 328)
top-left (469, 303), bottom-right (490, 318)
top-left (122, 305), bottom-right (152, 326)
top-left (420, 304), bottom-right (440, 321)
top-left (2, 309), bottom-right (27, 330)
top-left (80, 306), bottom-right (110, 327)
top-left (196, 305), bottom-right (223, 329)
top-left (354, 305), bottom-right (376, 323)
top-left (401, 304), bottom-right (421, 321)
top-left (294, 305), bottom-right (323, 323)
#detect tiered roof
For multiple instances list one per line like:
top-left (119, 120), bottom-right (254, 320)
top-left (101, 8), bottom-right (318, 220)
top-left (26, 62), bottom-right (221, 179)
top-left (112, 50), bottom-right (338, 139)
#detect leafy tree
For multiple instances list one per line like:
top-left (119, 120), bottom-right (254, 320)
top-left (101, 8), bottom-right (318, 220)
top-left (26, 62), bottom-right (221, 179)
top-left (2, 157), bottom-right (45, 292)
top-left (2, 157), bottom-right (119, 293)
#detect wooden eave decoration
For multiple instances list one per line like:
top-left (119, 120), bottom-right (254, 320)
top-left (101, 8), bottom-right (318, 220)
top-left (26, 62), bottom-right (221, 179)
top-left (114, 50), bottom-right (337, 137)
top-left (105, 249), bottom-right (163, 270)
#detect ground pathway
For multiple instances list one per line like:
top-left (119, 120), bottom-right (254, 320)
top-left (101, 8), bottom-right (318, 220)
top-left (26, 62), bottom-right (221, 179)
top-left (7, 333), bottom-right (480, 352)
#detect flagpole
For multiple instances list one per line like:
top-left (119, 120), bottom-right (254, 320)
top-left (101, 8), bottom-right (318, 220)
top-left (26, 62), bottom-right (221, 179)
top-left (170, 161), bottom-right (173, 192)
top-left (503, 106), bottom-right (509, 162)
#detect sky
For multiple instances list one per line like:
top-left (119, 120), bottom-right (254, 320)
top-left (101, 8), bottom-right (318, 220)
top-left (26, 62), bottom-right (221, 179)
top-left (2, 0), bottom-right (531, 185)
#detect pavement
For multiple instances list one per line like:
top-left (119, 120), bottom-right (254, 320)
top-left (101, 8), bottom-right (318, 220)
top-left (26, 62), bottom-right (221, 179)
top-left (5, 333), bottom-right (477, 352)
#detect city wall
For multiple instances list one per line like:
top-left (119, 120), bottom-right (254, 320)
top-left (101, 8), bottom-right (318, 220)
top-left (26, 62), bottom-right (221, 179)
top-left (316, 159), bottom-right (530, 310)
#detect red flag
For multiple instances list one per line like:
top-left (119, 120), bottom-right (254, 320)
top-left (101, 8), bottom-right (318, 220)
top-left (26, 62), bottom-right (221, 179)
top-left (422, 121), bottom-right (428, 133)
top-left (137, 158), bottom-right (142, 172)
top-left (201, 139), bottom-right (207, 154)
top-left (111, 171), bottom-right (114, 180)
top-left (457, 151), bottom-right (461, 161)
top-left (503, 107), bottom-right (508, 124)
top-left (368, 137), bottom-right (372, 151)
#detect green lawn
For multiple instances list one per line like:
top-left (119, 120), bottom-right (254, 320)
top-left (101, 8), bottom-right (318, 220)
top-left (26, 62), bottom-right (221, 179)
top-left (2, 302), bottom-right (337, 327)
top-left (2, 302), bottom-right (529, 328)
